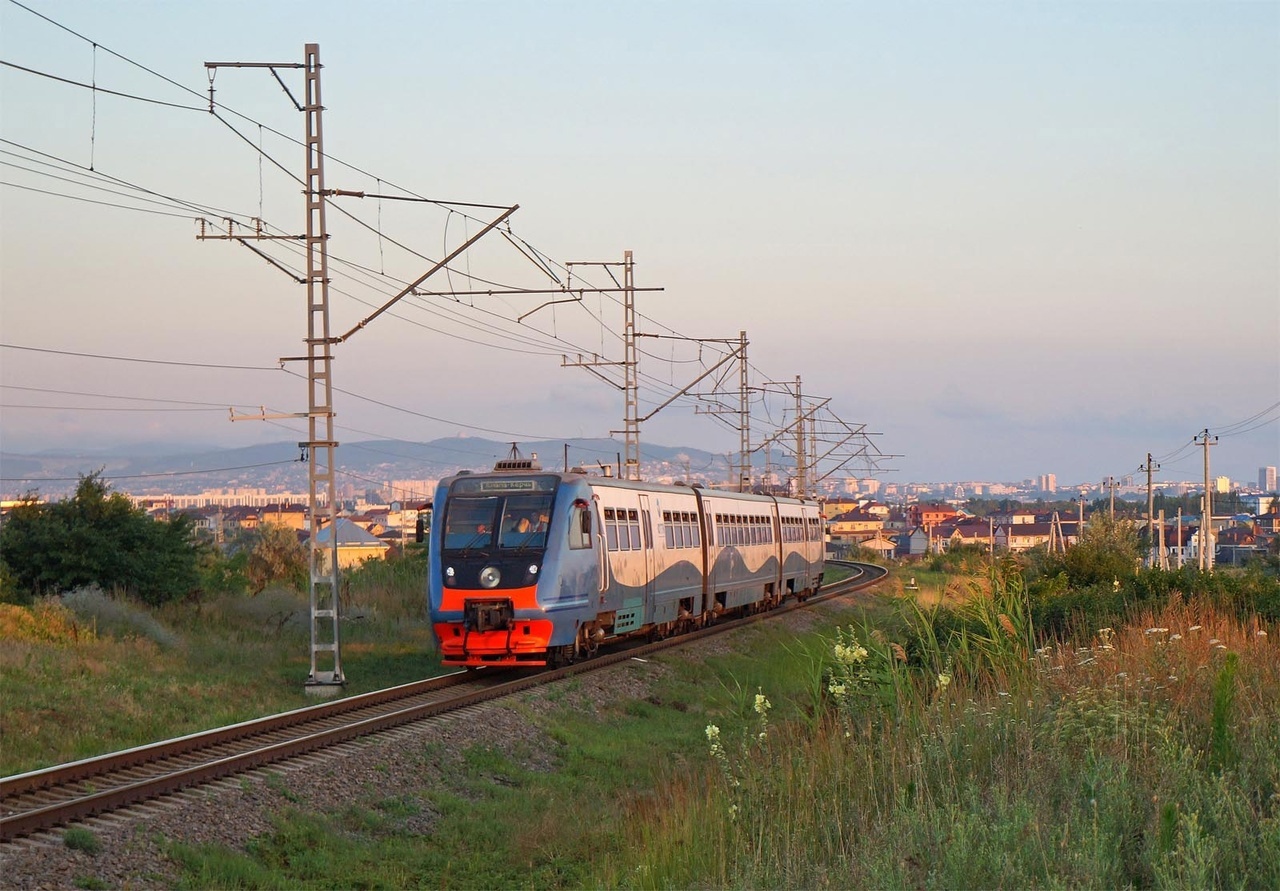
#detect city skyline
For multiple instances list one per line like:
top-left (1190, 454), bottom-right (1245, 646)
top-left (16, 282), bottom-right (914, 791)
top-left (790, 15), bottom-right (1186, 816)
top-left (2, 2), bottom-right (1277, 485)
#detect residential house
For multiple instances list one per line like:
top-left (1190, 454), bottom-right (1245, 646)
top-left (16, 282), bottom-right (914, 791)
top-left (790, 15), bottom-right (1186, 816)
top-left (1217, 527), bottom-right (1262, 566)
top-left (260, 503), bottom-right (309, 530)
top-left (908, 502), bottom-right (959, 529)
top-left (994, 523), bottom-right (1057, 553)
top-left (856, 535), bottom-right (899, 559)
top-left (989, 509), bottom-right (1039, 527)
top-left (312, 518), bottom-right (391, 571)
top-left (820, 498), bottom-right (866, 521)
top-left (827, 509), bottom-right (884, 543)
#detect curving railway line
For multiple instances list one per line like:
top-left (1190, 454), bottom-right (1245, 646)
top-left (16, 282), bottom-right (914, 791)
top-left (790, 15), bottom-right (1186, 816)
top-left (1, 560), bottom-right (886, 843)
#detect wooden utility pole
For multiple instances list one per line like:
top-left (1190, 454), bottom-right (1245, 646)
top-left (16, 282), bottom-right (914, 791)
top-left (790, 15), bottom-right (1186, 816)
top-left (1158, 508), bottom-right (1167, 570)
top-left (1176, 508), bottom-right (1183, 568)
top-left (1107, 476), bottom-right (1117, 521)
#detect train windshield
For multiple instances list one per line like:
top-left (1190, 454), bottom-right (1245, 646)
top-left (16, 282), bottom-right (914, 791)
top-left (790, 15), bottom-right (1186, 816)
top-left (442, 475), bottom-right (559, 552)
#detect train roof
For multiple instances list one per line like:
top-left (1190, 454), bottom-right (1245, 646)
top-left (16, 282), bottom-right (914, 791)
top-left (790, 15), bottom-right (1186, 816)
top-left (443, 467), bottom-right (815, 508)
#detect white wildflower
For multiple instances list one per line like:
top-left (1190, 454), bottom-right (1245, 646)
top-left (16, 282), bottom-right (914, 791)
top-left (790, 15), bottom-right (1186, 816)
top-left (705, 724), bottom-right (720, 742)
top-left (753, 692), bottom-right (771, 716)
top-left (936, 673), bottom-right (951, 691)
top-left (1188, 625), bottom-right (1202, 632)
top-left (1170, 634), bottom-right (1182, 641)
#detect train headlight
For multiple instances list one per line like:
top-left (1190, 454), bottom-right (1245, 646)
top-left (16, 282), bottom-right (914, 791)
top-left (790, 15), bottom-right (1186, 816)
top-left (479, 566), bottom-right (502, 589)
top-left (444, 566), bottom-right (456, 587)
top-left (528, 564), bottom-right (539, 575)
top-left (445, 566), bottom-right (455, 577)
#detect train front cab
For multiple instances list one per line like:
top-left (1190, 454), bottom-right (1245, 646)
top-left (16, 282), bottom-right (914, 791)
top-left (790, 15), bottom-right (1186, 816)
top-left (428, 470), bottom-right (598, 667)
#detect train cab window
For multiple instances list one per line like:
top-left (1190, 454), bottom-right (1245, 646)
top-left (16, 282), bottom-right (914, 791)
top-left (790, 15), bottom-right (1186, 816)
top-left (570, 502), bottom-right (593, 549)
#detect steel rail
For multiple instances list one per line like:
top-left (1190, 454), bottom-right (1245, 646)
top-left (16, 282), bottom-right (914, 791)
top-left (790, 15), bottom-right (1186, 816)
top-left (1, 561), bottom-right (886, 841)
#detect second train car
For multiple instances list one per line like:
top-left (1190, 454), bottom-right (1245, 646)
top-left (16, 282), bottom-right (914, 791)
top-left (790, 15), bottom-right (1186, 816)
top-left (427, 456), bottom-right (824, 667)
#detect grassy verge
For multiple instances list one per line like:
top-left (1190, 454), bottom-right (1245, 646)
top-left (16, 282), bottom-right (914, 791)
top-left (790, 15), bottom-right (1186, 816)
top-left (0, 580), bottom-right (440, 775)
top-left (156, 597), bottom-right (890, 889)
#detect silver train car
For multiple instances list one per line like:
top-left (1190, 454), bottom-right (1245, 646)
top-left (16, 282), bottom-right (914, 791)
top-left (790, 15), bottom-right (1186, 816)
top-left (427, 458), bottom-right (824, 667)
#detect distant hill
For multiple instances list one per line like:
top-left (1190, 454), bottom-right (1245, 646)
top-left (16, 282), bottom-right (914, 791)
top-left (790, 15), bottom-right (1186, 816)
top-left (0, 436), bottom-right (764, 498)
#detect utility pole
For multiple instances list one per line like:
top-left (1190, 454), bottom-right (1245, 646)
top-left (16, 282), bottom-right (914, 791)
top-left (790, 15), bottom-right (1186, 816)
top-left (621, 251), bottom-right (639, 480)
top-left (1195, 428), bottom-right (1218, 571)
top-left (793, 376), bottom-right (807, 498)
top-left (204, 46), bottom-right (344, 691)
top-left (1158, 508), bottom-right (1167, 570)
top-left (1176, 508), bottom-right (1183, 568)
top-left (738, 330), bottom-right (750, 492)
top-left (1077, 494), bottom-right (1085, 546)
top-left (1106, 476), bottom-right (1117, 522)
top-left (203, 46), bottom-right (516, 689)
top-left (1140, 453), bottom-right (1160, 567)
top-left (563, 253), bottom-right (643, 480)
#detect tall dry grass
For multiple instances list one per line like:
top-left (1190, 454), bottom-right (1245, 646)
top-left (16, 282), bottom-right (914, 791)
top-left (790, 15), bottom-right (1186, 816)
top-left (608, 597), bottom-right (1279, 890)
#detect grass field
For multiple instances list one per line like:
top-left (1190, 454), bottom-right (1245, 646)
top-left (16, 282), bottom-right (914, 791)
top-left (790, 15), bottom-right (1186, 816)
top-left (4, 563), bottom-right (1276, 889)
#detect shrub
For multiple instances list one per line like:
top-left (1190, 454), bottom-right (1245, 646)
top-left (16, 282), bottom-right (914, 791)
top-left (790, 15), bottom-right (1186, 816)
top-left (0, 599), bottom-right (91, 644)
top-left (62, 586), bottom-right (179, 648)
top-left (0, 474), bottom-right (202, 605)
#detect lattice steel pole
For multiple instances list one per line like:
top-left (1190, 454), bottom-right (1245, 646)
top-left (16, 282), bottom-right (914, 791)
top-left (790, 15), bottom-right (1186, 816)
top-left (622, 251), bottom-right (640, 480)
top-left (302, 44), bottom-right (343, 688)
top-left (738, 331), bottom-right (750, 492)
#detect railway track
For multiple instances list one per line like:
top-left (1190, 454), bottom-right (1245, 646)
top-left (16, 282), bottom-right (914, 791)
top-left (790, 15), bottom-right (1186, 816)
top-left (1, 560), bottom-right (886, 842)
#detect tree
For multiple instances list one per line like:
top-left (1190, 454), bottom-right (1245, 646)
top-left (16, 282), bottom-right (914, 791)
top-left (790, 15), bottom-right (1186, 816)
top-left (1062, 513), bottom-right (1141, 588)
top-left (0, 473), bottom-right (202, 605)
top-left (245, 523), bottom-right (308, 594)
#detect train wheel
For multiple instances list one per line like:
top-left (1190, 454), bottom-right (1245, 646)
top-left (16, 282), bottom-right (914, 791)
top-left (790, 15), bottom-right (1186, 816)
top-left (576, 625), bottom-right (600, 660)
top-left (549, 645), bottom-right (576, 668)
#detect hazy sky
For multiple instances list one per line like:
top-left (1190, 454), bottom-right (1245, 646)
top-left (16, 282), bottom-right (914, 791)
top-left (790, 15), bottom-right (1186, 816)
top-left (1, 0), bottom-right (1277, 486)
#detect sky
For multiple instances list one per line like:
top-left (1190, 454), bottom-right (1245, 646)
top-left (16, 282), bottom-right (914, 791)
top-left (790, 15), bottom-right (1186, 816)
top-left (1, 0), bottom-right (1277, 488)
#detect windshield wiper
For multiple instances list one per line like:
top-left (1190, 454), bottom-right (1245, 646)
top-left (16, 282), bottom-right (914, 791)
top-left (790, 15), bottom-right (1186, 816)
top-left (457, 530), bottom-right (491, 554)
top-left (507, 530), bottom-right (545, 551)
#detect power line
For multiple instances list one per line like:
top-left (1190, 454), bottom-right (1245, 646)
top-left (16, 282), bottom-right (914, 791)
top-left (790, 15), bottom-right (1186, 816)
top-left (1, 403), bottom-right (224, 413)
top-left (0, 58), bottom-right (205, 111)
top-left (0, 458), bottom-right (303, 484)
top-left (0, 180), bottom-right (196, 219)
top-left (0, 384), bottom-right (244, 406)
top-left (1, 343), bottom-right (283, 371)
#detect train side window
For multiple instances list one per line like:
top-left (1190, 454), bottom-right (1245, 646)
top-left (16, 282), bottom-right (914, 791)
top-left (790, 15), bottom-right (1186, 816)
top-left (604, 507), bottom-right (619, 551)
top-left (627, 509), bottom-right (641, 550)
top-left (641, 509), bottom-right (652, 549)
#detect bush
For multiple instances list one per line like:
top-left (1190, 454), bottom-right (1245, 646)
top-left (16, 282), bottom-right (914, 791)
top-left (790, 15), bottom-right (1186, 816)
top-left (62, 585), bottom-right (179, 647)
top-left (0, 474), bottom-right (202, 606)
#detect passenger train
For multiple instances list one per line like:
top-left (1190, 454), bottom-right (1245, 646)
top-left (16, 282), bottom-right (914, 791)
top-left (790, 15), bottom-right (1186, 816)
top-left (427, 455), bottom-right (825, 667)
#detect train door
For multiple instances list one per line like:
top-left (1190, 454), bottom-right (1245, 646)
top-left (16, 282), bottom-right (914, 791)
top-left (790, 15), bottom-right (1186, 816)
top-left (638, 493), bottom-right (657, 608)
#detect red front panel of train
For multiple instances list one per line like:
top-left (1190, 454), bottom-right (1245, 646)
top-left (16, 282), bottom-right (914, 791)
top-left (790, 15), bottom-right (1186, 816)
top-left (434, 584), bottom-right (554, 666)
